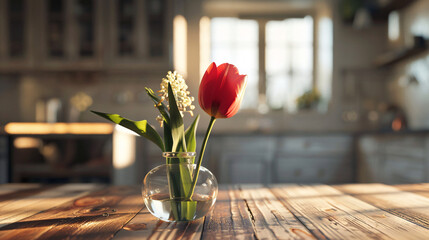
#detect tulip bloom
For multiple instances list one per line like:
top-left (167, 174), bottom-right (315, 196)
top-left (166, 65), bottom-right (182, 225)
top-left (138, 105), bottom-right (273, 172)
top-left (199, 62), bottom-right (247, 119)
top-left (188, 63), bottom-right (247, 198)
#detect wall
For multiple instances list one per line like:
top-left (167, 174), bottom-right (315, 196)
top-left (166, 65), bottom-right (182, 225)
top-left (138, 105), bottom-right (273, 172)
top-left (0, 0), bottom-right (389, 134)
top-left (15, 72), bottom-right (165, 124)
top-left (388, 0), bottom-right (429, 129)
top-left (197, 0), bottom-right (388, 133)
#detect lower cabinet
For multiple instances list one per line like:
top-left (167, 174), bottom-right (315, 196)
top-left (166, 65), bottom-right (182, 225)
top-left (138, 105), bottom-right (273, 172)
top-left (220, 153), bottom-right (271, 184)
top-left (141, 132), bottom-right (429, 185)
top-left (214, 134), bottom-right (353, 184)
top-left (381, 156), bottom-right (425, 183)
top-left (275, 156), bottom-right (352, 184)
top-left (0, 136), bottom-right (9, 183)
top-left (358, 134), bottom-right (429, 184)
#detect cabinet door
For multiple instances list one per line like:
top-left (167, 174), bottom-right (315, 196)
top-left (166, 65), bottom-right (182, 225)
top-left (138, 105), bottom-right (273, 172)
top-left (276, 135), bottom-right (353, 183)
top-left (275, 156), bottom-right (352, 184)
top-left (279, 135), bottom-right (353, 155)
top-left (0, 136), bottom-right (9, 183)
top-left (359, 135), bottom-right (429, 184)
top-left (0, 0), bottom-right (33, 70)
top-left (38, 0), bottom-right (103, 69)
top-left (380, 155), bottom-right (425, 184)
top-left (219, 153), bottom-right (271, 184)
top-left (357, 136), bottom-right (383, 182)
top-left (44, 0), bottom-right (67, 59)
top-left (217, 136), bottom-right (275, 184)
top-left (107, 0), bottom-right (171, 70)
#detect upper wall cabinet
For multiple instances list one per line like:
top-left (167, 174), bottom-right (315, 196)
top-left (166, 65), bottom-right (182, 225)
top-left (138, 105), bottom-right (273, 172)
top-left (38, 0), bottom-right (104, 70)
top-left (106, 0), bottom-right (171, 71)
top-left (0, 0), bottom-right (33, 70)
top-left (0, 0), bottom-right (172, 72)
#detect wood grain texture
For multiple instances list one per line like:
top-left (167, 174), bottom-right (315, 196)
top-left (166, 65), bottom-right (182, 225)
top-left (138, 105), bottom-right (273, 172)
top-left (115, 207), bottom-right (204, 240)
top-left (240, 185), bottom-right (315, 240)
top-left (0, 184), bottom-right (41, 196)
top-left (395, 183), bottom-right (429, 198)
top-left (336, 183), bottom-right (429, 229)
top-left (0, 185), bottom-right (138, 240)
top-left (201, 186), bottom-right (255, 240)
top-left (271, 184), bottom-right (429, 240)
top-left (0, 185), bottom-right (52, 203)
top-left (0, 184), bottom-right (101, 229)
top-left (2, 183), bottom-right (429, 240)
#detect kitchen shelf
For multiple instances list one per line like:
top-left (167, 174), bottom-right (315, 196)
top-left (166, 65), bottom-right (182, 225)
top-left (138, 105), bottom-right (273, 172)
top-left (374, 44), bottom-right (428, 68)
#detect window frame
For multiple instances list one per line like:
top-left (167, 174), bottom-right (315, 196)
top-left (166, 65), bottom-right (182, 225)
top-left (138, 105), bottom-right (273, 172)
top-left (207, 13), bottom-right (319, 113)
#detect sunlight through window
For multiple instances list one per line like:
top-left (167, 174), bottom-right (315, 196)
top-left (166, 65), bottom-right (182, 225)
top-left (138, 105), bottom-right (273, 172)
top-left (210, 18), bottom-right (259, 109)
top-left (266, 16), bottom-right (314, 111)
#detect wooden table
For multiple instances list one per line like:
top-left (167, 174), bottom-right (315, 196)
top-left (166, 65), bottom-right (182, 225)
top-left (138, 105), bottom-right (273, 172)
top-left (2, 183), bottom-right (429, 239)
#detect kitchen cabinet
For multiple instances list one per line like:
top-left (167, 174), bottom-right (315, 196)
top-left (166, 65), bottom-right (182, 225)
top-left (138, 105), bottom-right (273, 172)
top-left (274, 135), bottom-right (354, 184)
top-left (0, 0), bottom-right (33, 70)
top-left (106, 0), bottom-right (172, 71)
top-left (0, 135), bottom-right (9, 184)
top-left (217, 136), bottom-right (276, 184)
top-left (214, 135), bottom-right (353, 184)
top-left (0, 0), bottom-right (172, 72)
top-left (358, 133), bottom-right (429, 184)
top-left (137, 134), bottom-right (354, 185)
top-left (38, 0), bottom-right (104, 70)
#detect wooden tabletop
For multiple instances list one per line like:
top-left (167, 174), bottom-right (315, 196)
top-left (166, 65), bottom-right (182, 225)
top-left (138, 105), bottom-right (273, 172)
top-left (2, 183), bottom-right (429, 239)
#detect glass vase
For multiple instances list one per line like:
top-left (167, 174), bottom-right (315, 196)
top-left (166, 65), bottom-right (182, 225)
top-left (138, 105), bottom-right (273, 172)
top-left (141, 152), bottom-right (218, 222)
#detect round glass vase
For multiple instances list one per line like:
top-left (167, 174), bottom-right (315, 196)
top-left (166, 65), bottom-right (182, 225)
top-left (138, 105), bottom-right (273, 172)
top-left (142, 152), bottom-right (218, 222)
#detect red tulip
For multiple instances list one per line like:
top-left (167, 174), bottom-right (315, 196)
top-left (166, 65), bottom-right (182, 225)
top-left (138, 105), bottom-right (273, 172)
top-left (198, 62), bottom-right (247, 119)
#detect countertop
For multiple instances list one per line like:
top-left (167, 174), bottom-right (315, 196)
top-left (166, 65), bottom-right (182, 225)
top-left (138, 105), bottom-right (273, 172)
top-left (2, 183), bottom-right (429, 239)
top-left (1, 122), bottom-right (429, 137)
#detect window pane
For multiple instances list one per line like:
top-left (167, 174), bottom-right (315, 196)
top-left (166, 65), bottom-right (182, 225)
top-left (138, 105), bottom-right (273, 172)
top-left (118, 0), bottom-right (135, 56)
top-left (146, 0), bottom-right (166, 57)
top-left (317, 17), bottom-right (333, 106)
top-left (210, 18), bottom-right (259, 109)
top-left (292, 47), bottom-right (312, 72)
top-left (8, 0), bottom-right (25, 57)
top-left (47, 0), bottom-right (65, 57)
top-left (76, 0), bottom-right (94, 57)
top-left (266, 17), bottom-right (313, 111)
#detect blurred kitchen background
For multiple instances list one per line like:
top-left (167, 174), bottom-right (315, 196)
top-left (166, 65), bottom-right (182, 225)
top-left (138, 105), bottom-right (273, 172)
top-left (0, 0), bottom-right (428, 185)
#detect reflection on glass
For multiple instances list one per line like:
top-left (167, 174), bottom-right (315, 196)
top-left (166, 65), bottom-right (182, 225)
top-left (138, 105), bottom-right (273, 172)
top-left (76, 0), bottom-right (94, 57)
top-left (210, 18), bottom-right (259, 109)
top-left (47, 0), bottom-right (65, 57)
top-left (8, 0), bottom-right (25, 58)
top-left (118, 0), bottom-right (135, 56)
top-left (266, 16), bottom-right (313, 111)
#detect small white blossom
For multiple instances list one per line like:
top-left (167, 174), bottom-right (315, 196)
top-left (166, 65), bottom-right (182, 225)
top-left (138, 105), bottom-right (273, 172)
top-left (156, 71), bottom-right (195, 126)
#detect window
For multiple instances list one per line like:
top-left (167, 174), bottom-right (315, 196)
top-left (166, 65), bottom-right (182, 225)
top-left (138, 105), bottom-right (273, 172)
top-left (210, 18), bottom-right (259, 109)
top-left (209, 16), bottom-right (332, 113)
top-left (266, 17), bottom-right (313, 111)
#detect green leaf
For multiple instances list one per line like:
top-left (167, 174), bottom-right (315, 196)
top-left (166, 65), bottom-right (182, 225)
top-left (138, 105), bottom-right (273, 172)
top-left (91, 110), bottom-right (164, 151)
top-left (168, 83), bottom-right (186, 152)
top-left (145, 87), bottom-right (170, 125)
top-left (185, 115), bottom-right (200, 154)
top-left (163, 121), bottom-right (173, 152)
top-left (166, 163), bottom-right (197, 220)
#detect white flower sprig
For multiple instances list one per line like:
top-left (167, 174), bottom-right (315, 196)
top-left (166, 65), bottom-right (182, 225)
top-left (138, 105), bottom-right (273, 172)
top-left (156, 71), bottom-right (195, 126)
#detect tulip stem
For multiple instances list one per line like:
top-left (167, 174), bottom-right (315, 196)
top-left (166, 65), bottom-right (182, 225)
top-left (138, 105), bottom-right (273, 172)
top-left (187, 116), bottom-right (216, 200)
